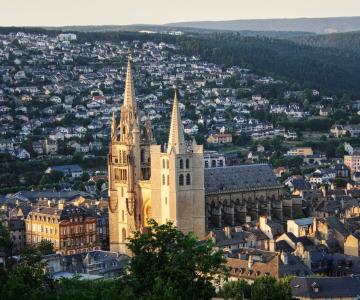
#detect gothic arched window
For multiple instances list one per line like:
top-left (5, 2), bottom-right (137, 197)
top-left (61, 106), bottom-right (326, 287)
top-left (212, 160), bottom-right (216, 168)
top-left (122, 228), bottom-right (126, 242)
top-left (179, 159), bottom-right (184, 169)
top-left (162, 159), bottom-right (165, 169)
top-left (179, 174), bottom-right (184, 186)
top-left (166, 159), bottom-right (169, 169)
top-left (186, 159), bottom-right (190, 169)
top-left (141, 149), bottom-right (145, 163)
top-left (118, 151), bottom-right (122, 163)
top-left (123, 151), bottom-right (127, 163)
top-left (186, 173), bottom-right (191, 185)
top-left (167, 175), bottom-right (169, 186)
top-left (162, 174), bottom-right (165, 185)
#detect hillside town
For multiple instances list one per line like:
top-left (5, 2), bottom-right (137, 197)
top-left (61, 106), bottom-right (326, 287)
top-left (2, 31), bottom-right (360, 299)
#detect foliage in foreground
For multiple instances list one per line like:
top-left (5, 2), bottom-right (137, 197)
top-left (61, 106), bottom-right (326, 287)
top-left (0, 220), bottom-right (292, 300)
top-left (218, 277), bottom-right (292, 300)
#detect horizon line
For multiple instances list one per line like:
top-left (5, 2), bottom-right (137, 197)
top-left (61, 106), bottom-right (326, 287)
top-left (0, 15), bottom-right (360, 28)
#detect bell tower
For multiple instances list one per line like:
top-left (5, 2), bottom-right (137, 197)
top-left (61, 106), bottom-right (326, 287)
top-left (150, 92), bottom-right (206, 238)
top-left (108, 54), bottom-right (142, 254)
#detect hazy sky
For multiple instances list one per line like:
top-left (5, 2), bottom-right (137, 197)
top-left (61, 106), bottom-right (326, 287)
top-left (1, 0), bottom-right (359, 26)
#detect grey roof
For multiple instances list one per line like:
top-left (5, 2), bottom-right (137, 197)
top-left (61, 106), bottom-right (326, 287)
top-left (291, 276), bottom-right (360, 298)
top-left (331, 253), bottom-right (360, 275)
top-left (326, 216), bottom-right (349, 238)
top-left (29, 204), bottom-right (91, 221)
top-left (204, 164), bottom-right (280, 194)
top-left (10, 190), bottom-right (92, 202)
top-left (294, 217), bottom-right (313, 226)
top-left (50, 164), bottom-right (83, 173)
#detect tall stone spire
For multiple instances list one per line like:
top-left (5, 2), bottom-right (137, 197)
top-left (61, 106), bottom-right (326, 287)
top-left (123, 52), bottom-right (136, 111)
top-left (167, 90), bottom-right (185, 154)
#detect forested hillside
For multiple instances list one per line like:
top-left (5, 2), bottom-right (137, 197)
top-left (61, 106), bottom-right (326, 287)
top-left (173, 33), bottom-right (360, 96)
top-left (291, 31), bottom-right (360, 54)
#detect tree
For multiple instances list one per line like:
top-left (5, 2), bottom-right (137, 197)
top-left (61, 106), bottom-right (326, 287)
top-left (39, 174), bottom-right (51, 186)
top-left (125, 219), bottom-right (226, 300)
top-left (37, 240), bottom-right (54, 255)
top-left (96, 179), bottom-right (106, 191)
top-left (0, 222), bottom-right (13, 269)
top-left (49, 170), bottom-right (64, 183)
top-left (218, 280), bottom-right (251, 300)
top-left (81, 172), bottom-right (90, 182)
top-left (250, 276), bottom-right (292, 300)
top-left (233, 133), bottom-right (251, 146)
top-left (72, 152), bottom-right (84, 164)
top-left (0, 246), bottom-right (54, 300)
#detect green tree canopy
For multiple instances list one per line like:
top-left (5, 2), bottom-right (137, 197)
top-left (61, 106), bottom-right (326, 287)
top-left (36, 240), bottom-right (54, 255)
top-left (125, 219), bottom-right (226, 300)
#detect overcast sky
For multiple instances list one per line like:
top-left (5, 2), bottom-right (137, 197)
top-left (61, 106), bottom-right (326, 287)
top-left (1, 0), bottom-right (359, 26)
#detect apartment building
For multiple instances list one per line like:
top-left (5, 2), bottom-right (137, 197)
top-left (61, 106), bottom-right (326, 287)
top-left (25, 201), bottom-right (100, 255)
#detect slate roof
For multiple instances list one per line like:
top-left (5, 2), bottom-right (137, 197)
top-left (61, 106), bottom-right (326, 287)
top-left (331, 253), bottom-right (360, 275)
top-left (276, 240), bottom-right (294, 253)
top-left (291, 179), bottom-right (311, 190)
top-left (50, 164), bottom-right (83, 173)
top-left (294, 217), bottom-right (313, 226)
top-left (28, 204), bottom-right (91, 221)
top-left (210, 229), bottom-right (247, 247)
top-left (326, 216), bottom-right (349, 238)
top-left (10, 190), bottom-right (92, 202)
top-left (204, 164), bottom-right (280, 193)
top-left (291, 276), bottom-right (360, 299)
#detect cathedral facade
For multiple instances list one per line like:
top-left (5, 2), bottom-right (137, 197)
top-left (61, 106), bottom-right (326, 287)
top-left (108, 58), bottom-right (205, 253)
top-left (108, 58), bottom-right (284, 254)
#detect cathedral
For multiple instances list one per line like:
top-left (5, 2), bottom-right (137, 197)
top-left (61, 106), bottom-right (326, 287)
top-left (108, 57), bottom-right (205, 253)
top-left (108, 57), bottom-right (284, 254)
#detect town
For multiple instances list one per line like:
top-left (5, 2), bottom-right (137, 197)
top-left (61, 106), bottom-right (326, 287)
top-left (2, 30), bottom-right (360, 299)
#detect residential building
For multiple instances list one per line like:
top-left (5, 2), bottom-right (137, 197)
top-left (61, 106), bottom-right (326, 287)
top-left (203, 150), bottom-right (226, 168)
top-left (25, 202), bottom-right (100, 255)
top-left (287, 218), bottom-right (313, 238)
top-left (344, 154), bottom-right (360, 174)
top-left (286, 147), bottom-right (314, 157)
top-left (207, 133), bottom-right (232, 144)
top-left (44, 250), bottom-right (129, 279)
top-left (344, 233), bottom-right (360, 256)
top-left (46, 164), bottom-right (83, 178)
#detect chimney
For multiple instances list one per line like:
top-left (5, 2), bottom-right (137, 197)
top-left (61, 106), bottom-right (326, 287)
top-left (280, 251), bottom-right (288, 265)
top-left (311, 282), bottom-right (319, 293)
top-left (58, 200), bottom-right (65, 210)
top-left (224, 226), bottom-right (231, 239)
top-left (248, 255), bottom-right (254, 269)
top-left (269, 239), bottom-right (276, 252)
